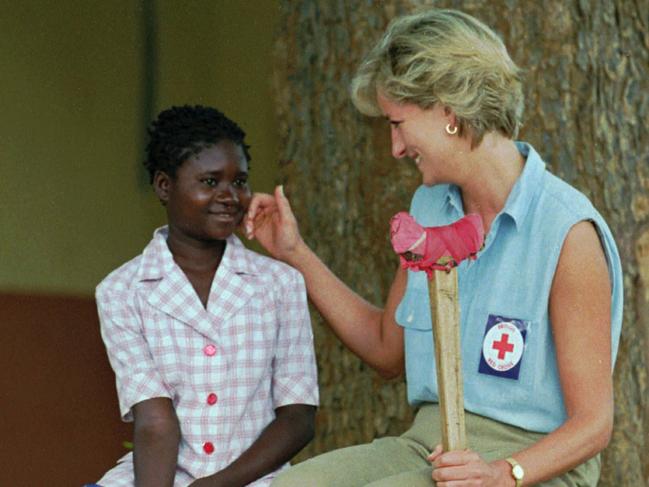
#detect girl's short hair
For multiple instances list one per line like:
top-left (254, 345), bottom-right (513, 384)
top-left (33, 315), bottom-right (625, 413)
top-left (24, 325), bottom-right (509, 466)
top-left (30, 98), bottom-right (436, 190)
top-left (351, 8), bottom-right (523, 146)
top-left (144, 105), bottom-right (251, 183)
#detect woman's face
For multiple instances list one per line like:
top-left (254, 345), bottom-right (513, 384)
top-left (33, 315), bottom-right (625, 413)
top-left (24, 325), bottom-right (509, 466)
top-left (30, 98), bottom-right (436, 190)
top-left (377, 93), bottom-right (464, 186)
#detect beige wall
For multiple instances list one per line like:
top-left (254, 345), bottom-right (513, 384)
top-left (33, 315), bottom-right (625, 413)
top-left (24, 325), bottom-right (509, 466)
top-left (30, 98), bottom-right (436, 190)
top-left (0, 1), bottom-right (279, 295)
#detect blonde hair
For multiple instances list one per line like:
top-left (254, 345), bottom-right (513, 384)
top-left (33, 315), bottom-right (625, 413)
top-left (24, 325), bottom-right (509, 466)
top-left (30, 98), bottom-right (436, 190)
top-left (351, 8), bottom-right (523, 146)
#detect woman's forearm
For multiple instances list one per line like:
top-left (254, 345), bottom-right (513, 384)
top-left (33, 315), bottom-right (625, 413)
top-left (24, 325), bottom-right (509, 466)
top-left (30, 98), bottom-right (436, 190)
top-left (245, 188), bottom-right (405, 377)
top-left (288, 241), bottom-right (405, 377)
top-left (497, 405), bottom-right (613, 485)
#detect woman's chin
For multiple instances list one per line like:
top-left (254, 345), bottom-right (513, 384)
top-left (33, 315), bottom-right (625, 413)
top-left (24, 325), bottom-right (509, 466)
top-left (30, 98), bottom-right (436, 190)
top-left (421, 175), bottom-right (438, 187)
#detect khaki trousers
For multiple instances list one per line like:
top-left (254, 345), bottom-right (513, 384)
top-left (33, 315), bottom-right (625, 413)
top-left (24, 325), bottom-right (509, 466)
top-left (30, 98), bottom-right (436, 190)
top-left (272, 404), bottom-right (600, 486)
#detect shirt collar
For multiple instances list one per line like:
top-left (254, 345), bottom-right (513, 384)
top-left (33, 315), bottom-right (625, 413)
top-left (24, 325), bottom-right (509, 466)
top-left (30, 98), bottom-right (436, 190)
top-left (442, 141), bottom-right (545, 230)
top-left (136, 226), bottom-right (259, 281)
top-left (503, 142), bottom-right (546, 229)
top-left (445, 185), bottom-right (464, 215)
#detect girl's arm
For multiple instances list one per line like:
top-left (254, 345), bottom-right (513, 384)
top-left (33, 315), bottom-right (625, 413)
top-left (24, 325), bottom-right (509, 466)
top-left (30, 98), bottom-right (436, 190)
top-left (189, 404), bottom-right (316, 487)
top-left (430, 220), bottom-right (614, 485)
top-left (132, 397), bottom-right (181, 487)
top-left (245, 186), bottom-right (406, 378)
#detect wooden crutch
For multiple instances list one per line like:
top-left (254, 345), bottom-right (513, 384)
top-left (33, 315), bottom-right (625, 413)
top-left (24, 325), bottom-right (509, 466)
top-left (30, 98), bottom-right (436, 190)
top-left (390, 212), bottom-right (484, 451)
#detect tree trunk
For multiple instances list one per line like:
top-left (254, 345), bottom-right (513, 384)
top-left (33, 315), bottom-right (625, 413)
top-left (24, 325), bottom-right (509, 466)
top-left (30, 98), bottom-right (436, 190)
top-left (273, 1), bottom-right (649, 484)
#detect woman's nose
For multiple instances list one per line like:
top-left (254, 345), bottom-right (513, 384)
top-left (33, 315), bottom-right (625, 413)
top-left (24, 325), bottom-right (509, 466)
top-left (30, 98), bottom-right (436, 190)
top-left (391, 128), bottom-right (407, 159)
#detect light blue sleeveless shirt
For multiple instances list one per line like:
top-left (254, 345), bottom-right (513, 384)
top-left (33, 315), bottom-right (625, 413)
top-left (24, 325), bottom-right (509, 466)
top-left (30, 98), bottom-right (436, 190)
top-left (395, 142), bottom-right (623, 433)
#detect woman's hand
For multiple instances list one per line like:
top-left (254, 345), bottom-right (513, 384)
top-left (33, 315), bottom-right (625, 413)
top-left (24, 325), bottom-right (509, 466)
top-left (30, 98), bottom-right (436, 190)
top-left (244, 185), bottom-right (304, 264)
top-left (428, 445), bottom-right (513, 486)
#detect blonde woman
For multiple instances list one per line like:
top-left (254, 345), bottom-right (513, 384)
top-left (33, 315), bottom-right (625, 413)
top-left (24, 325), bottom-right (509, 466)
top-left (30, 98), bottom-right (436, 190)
top-left (247, 8), bottom-right (622, 487)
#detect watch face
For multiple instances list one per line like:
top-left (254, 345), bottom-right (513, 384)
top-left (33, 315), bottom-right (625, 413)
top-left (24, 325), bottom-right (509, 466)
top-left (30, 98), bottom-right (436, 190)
top-left (512, 464), bottom-right (524, 479)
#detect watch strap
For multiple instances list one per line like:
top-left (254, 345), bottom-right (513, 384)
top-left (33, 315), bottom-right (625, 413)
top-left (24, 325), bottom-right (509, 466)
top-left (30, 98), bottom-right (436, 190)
top-left (505, 457), bottom-right (524, 487)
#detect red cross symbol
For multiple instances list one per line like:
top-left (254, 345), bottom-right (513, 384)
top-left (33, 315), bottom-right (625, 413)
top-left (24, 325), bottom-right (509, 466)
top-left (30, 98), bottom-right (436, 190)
top-left (492, 333), bottom-right (514, 360)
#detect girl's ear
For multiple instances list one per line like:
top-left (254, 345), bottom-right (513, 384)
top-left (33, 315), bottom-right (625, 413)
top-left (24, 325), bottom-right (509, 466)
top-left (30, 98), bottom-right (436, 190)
top-left (153, 170), bottom-right (171, 206)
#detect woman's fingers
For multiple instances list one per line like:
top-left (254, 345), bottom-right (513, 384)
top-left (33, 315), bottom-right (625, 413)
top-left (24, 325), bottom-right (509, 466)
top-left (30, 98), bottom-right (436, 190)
top-left (434, 449), bottom-right (480, 467)
top-left (247, 191), bottom-right (276, 220)
top-left (274, 184), bottom-right (297, 225)
top-left (245, 191), bottom-right (277, 238)
top-left (427, 444), bottom-right (443, 462)
top-left (430, 449), bottom-right (497, 486)
top-left (245, 185), bottom-right (296, 239)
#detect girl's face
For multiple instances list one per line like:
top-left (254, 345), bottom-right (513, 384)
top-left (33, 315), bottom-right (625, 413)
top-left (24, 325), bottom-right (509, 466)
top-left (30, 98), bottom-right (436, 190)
top-left (155, 140), bottom-right (251, 243)
top-left (377, 93), bottom-right (465, 186)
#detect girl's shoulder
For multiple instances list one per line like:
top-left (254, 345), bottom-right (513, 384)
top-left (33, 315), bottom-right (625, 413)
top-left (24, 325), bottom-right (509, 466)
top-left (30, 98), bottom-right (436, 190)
top-left (96, 254), bottom-right (144, 298)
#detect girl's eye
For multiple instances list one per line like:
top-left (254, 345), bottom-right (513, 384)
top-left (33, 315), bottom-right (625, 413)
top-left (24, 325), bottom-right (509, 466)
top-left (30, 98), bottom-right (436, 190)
top-left (233, 177), bottom-right (248, 188)
top-left (202, 178), bottom-right (217, 187)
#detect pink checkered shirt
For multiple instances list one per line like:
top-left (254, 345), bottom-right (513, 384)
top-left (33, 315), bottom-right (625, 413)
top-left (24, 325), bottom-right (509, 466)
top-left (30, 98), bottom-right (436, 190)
top-left (96, 227), bottom-right (319, 486)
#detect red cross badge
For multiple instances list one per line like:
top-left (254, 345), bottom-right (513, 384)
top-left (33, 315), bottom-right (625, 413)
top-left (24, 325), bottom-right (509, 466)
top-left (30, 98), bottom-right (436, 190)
top-left (478, 314), bottom-right (529, 380)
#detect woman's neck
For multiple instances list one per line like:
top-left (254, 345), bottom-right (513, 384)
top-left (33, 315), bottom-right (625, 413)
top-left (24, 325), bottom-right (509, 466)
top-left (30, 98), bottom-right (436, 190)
top-left (458, 135), bottom-right (524, 234)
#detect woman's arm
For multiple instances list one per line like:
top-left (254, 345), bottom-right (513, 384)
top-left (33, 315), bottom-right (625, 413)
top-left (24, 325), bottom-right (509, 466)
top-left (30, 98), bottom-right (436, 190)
top-left (189, 404), bottom-right (316, 487)
top-left (431, 220), bottom-right (614, 485)
top-left (132, 397), bottom-right (181, 487)
top-left (246, 186), bottom-right (405, 378)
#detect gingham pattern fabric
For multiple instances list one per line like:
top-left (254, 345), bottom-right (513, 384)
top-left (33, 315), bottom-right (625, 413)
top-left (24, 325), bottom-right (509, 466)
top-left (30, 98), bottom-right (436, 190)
top-left (95, 227), bottom-right (319, 487)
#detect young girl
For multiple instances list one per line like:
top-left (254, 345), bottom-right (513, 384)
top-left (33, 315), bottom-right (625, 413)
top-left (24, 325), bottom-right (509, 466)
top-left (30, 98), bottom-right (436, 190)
top-left (94, 105), bottom-right (318, 487)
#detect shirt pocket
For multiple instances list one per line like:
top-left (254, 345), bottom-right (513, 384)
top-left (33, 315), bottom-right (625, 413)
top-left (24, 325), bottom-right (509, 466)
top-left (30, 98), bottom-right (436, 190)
top-left (396, 270), bottom-right (432, 331)
top-left (225, 310), bottom-right (276, 375)
top-left (396, 285), bottom-right (439, 401)
top-left (140, 311), bottom-right (188, 390)
top-left (463, 309), bottom-right (538, 407)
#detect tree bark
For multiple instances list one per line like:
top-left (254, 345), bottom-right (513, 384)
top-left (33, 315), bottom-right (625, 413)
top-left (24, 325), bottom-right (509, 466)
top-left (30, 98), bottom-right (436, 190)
top-left (273, 1), bottom-right (649, 484)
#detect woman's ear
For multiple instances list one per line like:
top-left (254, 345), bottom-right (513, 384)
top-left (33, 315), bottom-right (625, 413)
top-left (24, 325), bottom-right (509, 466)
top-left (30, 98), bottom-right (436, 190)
top-left (443, 106), bottom-right (457, 127)
top-left (153, 170), bottom-right (171, 206)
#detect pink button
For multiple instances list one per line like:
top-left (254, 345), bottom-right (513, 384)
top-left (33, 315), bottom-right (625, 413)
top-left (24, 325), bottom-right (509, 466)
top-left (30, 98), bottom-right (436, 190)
top-left (203, 344), bottom-right (217, 356)
top-left (207, 393), bottom-right (218, 405)
top-left (203, 441), bottom-right (215, 454)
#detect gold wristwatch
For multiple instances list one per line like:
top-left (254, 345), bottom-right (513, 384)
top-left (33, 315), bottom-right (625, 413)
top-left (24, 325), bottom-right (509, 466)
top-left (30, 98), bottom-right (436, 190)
top-left (505, 457), bottom-right (524, 487)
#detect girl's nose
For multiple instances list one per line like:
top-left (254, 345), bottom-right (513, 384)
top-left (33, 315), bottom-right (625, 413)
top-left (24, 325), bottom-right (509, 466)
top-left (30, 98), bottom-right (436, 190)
top-left (215, 183), bottom-right (239, 203)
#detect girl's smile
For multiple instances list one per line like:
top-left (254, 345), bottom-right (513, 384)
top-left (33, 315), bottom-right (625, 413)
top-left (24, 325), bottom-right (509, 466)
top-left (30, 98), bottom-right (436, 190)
top-left (154, 139), bottom-right (252, 244)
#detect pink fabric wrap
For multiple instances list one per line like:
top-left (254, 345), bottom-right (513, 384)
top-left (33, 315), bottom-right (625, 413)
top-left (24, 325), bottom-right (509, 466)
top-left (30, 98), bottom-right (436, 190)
top-left (390, 212), bottom-right (485, 276)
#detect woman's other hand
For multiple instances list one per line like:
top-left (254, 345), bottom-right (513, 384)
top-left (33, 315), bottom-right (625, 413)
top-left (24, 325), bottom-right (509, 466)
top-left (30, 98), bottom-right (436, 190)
top-left (244, 185), bottom-right (305, 264)
top-left (428, 445), bottom-right (513, 486)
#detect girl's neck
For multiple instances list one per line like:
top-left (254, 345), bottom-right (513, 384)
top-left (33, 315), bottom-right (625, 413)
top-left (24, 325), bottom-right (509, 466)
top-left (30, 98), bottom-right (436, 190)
top-left (166, 227), bottom-right (226, 275)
